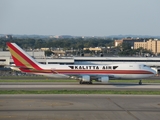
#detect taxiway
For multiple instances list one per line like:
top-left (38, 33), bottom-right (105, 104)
top-left (0, 95), bottom-right (160, 120)
top-left (0, 82), bottom-right (160, 90)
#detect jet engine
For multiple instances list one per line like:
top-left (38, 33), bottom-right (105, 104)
top-left (79, 75), bottom-right (91, 84)
top-left (80, 75), bottom-right (90, 82)
top-left (97, 76), bottom-right (109, 83)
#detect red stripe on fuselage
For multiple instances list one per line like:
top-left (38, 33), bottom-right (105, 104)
top-left (20, 69), bottom-right (154, 75)
top-left (7, 43), bottom-right (42, 70)
top-left (55, 70), bottom-right (153, 74)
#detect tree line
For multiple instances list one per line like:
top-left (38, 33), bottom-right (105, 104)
top-left (0, 37), bottom-right (113, 50)
top-left (0, 37), bottom-right (154, 56)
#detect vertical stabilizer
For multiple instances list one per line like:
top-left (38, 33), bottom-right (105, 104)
top-left (7, 42), bottom-right (42, 70)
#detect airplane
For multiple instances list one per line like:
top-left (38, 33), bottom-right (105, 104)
top-left (7, 42), bottom-right (156, 85)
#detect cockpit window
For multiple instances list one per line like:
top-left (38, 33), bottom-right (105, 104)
top-left (143, 65), bottom-right (150, 67)
top-left (142, 65), bottom-right (151, 68)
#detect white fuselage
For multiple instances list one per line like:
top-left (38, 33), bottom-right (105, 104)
top-left (30, 63), bottom-right (156, 79)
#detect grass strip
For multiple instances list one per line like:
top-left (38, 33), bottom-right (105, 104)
top-left (0, 79), bottom-right (160, 83)
top-left (0, 79), bottom-right (75, 82)
top-left (0, 90), bottom-right (160, 95)
top-left (1, 76), bottom-right (160, 83)
top-left (0, 76), bottom-right (46, 79)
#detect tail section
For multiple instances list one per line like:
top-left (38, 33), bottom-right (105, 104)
top-left (7, 42), bottom-right (42, 70)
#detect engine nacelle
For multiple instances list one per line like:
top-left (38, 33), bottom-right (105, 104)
top-left (80, 75), bottom-right (90, 82)
top-left (97, 76), bottom-right (109, 83)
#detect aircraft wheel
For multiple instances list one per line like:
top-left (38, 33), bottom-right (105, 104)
top-left (79, 80), bottom-right (83, 84)
top-left (89, 81), bottom-right (92, 84)
top-left (139, 80), bottom-right (142, 85)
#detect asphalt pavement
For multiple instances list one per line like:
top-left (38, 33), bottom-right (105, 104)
top-left (0, 95), bottom-right (160, 120)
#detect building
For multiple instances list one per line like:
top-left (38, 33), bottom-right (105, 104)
top-left (115, 38), bottom-right (146, 47)
top-left (5, 35), bottom-right (13, 39)
top-left (83, 47), bottom-right (102, 51)
top-left (1, 52), bottom-right (160, 71)
top-left (41, 48), bottom-right (50, 51)
top-left (134, 39), bottom-right (160, 55)
top-left (0, 51), bottom-right (45, 65)
top-left (114, 40), bottom-right (123, 46)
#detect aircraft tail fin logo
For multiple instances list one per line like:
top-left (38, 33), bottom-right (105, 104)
top-left (7, 42), bottom-right (42, 70)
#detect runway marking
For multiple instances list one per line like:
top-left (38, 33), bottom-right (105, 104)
top-left (50, 101), bottom-right (73, 107)
top-left (107, 97), bottom-right (140, 120)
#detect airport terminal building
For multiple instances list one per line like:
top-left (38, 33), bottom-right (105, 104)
top-left (1, 51), bottom-right (160, 70)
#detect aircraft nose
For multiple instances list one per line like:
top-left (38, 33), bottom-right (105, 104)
top-left (150, 68), bottom-right (157, 75)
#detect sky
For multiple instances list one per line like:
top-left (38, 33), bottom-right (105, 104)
top-left (0, 0), bottom-right (160, 36)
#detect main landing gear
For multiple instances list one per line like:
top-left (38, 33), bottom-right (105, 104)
top-left (79, 80), bottom-right (92, 84)
top-left (139, 80), bottom-right (142, 85)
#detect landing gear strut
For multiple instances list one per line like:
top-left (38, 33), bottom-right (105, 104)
top-left (89, 81), bottom-right (92, 84)
top-left (139, 80), bottom-right (142, 85)
top-left (79, 80), bottom-right (92, 84)
top-left (79, 80), bottom-right (83, 84)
